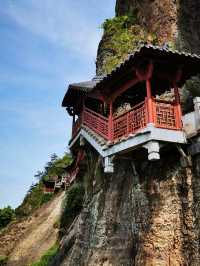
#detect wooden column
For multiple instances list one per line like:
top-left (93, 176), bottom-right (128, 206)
top-left (173, 82), bottom-right (182, 129)
top-left (72, 113), bottom-right (75, 137)
top-left (108, 102), bottom-right (113, 141)
top-left (146, 79), bottom-right (154, 124)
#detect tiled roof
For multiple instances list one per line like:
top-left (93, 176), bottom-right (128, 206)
top-left (93, 44), bottom-right (200, 90)
top-left (62, 44), bottom-right (200, 107)
top-left (68, 76), bottom-right (105, 92)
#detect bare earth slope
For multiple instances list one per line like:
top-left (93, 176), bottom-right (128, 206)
top-left (0, 191), bottom-right (65, 266)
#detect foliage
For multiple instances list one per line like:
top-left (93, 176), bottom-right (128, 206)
top-left (100, 15), bottom-right (158, 74)
top-left (0, 255), bottom-right (8, 266)
top-left (0, 206), bottom-right (15, 230)
top-left (40, 153), bottom-right (72, 182)
top-left (60, 183), bottom-right (85, 231)
top-left (15, 182), bottom-right (53, 217)
top-left (30, 243), bottom-right (58, 266)
top-left (15, 153), bottom-right (72, 217)
top-left (184, 75), bottom-right (200, 97)
top-left (102, 15), bottom-right (138, 34)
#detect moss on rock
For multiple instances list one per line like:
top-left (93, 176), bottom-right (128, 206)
top-left (96, 15), bottom-right (158, 75)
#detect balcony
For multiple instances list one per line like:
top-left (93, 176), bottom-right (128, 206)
top-left (72, 98), bottom-right (182, 143)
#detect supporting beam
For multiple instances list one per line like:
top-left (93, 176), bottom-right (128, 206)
top-left (104, 156), bottom-right (114, 173)
top-left (106, 76), bottom-right (140, 103)
top-left (143, 141), bottom-right (160, 161)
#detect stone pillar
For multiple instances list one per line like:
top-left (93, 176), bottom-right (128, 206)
top-left (143, 141), bottom-right (160, 161)
top-left (104, 156), bottom-right (114, 173)
top-left (193, 97), bottom-right (200, 131)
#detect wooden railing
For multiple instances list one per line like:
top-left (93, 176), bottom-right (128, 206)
top-left (113, 101), bottom-right (147, 139)
top-left (153, 98), bottom-right (180, 130)
top-left (71, 99), bottom-right (182, 142)
top-left (83, 107), bottom-right (109, 139)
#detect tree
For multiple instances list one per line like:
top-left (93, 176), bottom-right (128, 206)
top-left (0, 206), bottom-right (15, 229)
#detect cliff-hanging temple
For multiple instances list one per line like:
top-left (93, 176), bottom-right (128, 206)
top-left (62, 44), bottom-right (200, 173)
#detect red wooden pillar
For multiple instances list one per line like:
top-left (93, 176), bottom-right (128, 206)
top-left (72, 113), bottom-right (75, 137)
top-left (146, 79), bottom-right (154, 124)
top-left (173, 83), bottom-right (182, 129)
top-left (108, 102), bottom-right (113, 141)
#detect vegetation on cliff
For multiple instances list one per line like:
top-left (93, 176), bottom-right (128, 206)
top-left (97, 13), bottom-right (158, 74)
top-left (15, 153), bottom-right (71, 217)
top-left (60, 183), bottom-right (85, 234)
top-left (0, 206), bottom-right (15, 230)
top-left (30, 243), bottom-right (59, 266)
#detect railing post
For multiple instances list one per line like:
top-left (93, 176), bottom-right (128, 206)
top-left (146, 79), bottom-right (154, 124)
top-left (127, 112), bottom-right (129, 135)
top-left (173, 82), bottom-right (182, 129)
top-left (82, 102), bottom-right (85, 125)
top-left (108, 102), bottom-right (113, 141)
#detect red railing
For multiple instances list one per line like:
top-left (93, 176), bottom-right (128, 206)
top-left (113, 101), bottom-right (147, 139)
top-left (153, 99), bottom-right (180, 130)
top-left (83, 107), bottom-right (109, 139)
top-left (71, 99), bottom-right (182, 142)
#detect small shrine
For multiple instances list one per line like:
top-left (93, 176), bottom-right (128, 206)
top-left (62, 45), bottom-right (200, 173)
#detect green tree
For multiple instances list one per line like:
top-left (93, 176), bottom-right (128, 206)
top-left (0, 206), bottom-right (15, 229)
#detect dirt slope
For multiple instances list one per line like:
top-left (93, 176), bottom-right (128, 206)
top-left (0, 191), bottom-right (65, 266)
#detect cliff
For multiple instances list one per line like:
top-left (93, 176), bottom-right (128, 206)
top-left (97, 0), bottom-right (200, 75)
top-left (51, 1), bottom-right (200, 266)
top-left (2, 1), bottom-right (200, 266)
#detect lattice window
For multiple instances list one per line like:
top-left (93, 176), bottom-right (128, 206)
top-left (155, 102), bottom-right (176, 129)
top-left (129, 104), bottom-right (147, 133)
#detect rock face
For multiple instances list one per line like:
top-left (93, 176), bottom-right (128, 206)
top-left (51, 149), bottom-right (200, 265)
top-left (52, 1), bottom-right (200, 265)
top-left (97, 0), bottom-right (200, 75)
top-left (178, 0), bottom-right (200, 53)
top-left (116, 0), bottom-right (178, 45)
top-left (115, 0), bottom-right (200, 53)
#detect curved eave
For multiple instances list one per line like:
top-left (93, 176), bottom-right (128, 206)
top-left (94, 45), bottom-right (200, 91)
top-left (62, 79), bottom-right (101, 108)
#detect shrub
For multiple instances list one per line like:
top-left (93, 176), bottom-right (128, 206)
top-left (0, 255), bottom-right (8, 266)
top-left (15, 183), bottom-right (53, 217)
top-left (100, 15), bottom-right (158, 74)
top-left (60, 183), bottom-right (85, 230)
top-left (0, 206), bottom-right (15, 230)
top-left (30, 243), bottom-right (58, 266)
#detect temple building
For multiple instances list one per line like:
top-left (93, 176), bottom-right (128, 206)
top-left (62, 45), bottom-right (200, 173)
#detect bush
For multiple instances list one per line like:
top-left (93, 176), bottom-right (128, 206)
top-left (0, 206), bottom-right (15, 230)
top-left (60, 183), bottom-right (85, 230)
top-left (100, 15), bottom-right (158, 74)
top-left (30, 243), bottom-right (58, 266)
top-left (15, 183), bottom-right (53, 218)
top-left (0, 255), bottom-right (8, 265)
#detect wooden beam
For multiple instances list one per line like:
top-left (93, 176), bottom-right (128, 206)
top-left (146, 79), bottom-right (154, 124)
top-left (136, 62), bottom-right (154, 81)
top-left (88, 90), bottom-right (105, 101)
top-left (106, 76), bottom-right (140, 103)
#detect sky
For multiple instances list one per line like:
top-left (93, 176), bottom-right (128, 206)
top-left (0, 0), bottom-right (115, 208)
